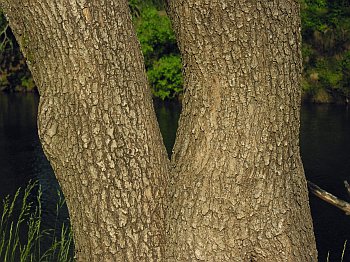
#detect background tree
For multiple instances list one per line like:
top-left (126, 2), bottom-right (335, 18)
top-left (0, 0), bottom-right (317, 261)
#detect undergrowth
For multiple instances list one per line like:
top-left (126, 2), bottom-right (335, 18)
top-left (0, 181), bottom-right (74, 262)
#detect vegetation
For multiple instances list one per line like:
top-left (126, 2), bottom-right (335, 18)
top-left (147, 55), bottom-right (183, 100)
top-left (0, 9), bottom-right (33, 93)
top-left (301, 0), bottom-right (350, 103)
top-left (0, 181), bottom-right (74, 262)
top-left (1, 0), bottom-right (350, 100)
top-left (133, 5), bottom-right (182, 100)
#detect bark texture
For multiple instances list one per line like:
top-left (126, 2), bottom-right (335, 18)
top-left (1, 0), bottom-right (318, 261)
top-left (0, 1), bottom-right (169, 261)
top-left (165, 0), bottom-right (317, 261)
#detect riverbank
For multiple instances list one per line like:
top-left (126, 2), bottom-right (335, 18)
top-left (302, 88), bottom-right (349, 104)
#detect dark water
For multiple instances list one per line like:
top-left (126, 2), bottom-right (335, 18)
top-left (154, 99), bottom-right (181, 156)
top-left (0, 93), bottom-right (349, 261)
top-left (301, 104), bottom-right (350, 261)
top-left (0, 93), bottom-right (69, 244)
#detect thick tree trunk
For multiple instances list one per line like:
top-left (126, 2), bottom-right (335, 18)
top-left (165, 1), bottom-right (317, 261)
top-left (1, 0), bottom-right (318, 261)
top-left (0, 1), bottom-right (169, 261)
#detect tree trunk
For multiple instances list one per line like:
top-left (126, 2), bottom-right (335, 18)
top-left (0, 0), bottom-right (318, 261)
top-left (165, 0), bottom-right (317, 261)
top-left (0, 1), bottom-right (169, 261)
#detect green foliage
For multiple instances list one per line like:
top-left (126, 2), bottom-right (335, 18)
top-left (20, 76), bottom-right (36, 92)
top-left (301, 0), bottom-right (326, 28)
top-left (318, 69), bottom-right (342, 89)
top-left (301, 0), bottom-right (345, 32)
top-left (0, 10), bottom-right (13, 54)
top-left (133, 5), bottom-right (182, 99)
top-left (0, 181), bottom-right (74, 262)
top-left (301, 0), bottom-right (350, 102)
top-left (128, 0), bottom-right (142, 18)
top-left (147, 55), bottom-right (183, 100)
top-left (301, 0), bottom-right (350, 51)
top-left (135, 7), bottom-right (177, 68)
top-left (2, 0), bottom-right (350, 101)
top-left (0, 10), bottom-right (35, 93)
top-left (315, 59), bottom-right (341, 87)
top-left (301, 78), bottom-right (313, 93)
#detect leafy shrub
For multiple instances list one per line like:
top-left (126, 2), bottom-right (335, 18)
top-left (147, 55), bottom-right (183, 100)
top-left (315, 59), bottom-right (342, 89)
top-left (318, 70), bottom-right (343, 89)
top-left (135, 7), bottom-right (178, 68)
top-left (20, 76), bottom-right (36, 92)
top-left (132, 5), bottom-right (183, 100)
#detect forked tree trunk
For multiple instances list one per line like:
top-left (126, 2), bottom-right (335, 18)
top-left (0, 1), bottom-right (169, 261)
top-left (0, 0), bottom-right (318, 261)
top-left (165, 0), bottom-right (317, 261)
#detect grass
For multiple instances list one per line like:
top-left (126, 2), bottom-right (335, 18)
top-left (1, 181), bottom-right (348, 262)
top-left (326, 240), bottom-right (347, 262)
top-left (0, 181), bottom-right (74, 262)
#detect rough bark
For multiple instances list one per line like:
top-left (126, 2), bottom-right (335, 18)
top-left (0, 1), bottom-right (169, 261)
top-left (1, 0), bottom-right (318, 261)
top-left (165, 0), bottom-right (317, 261)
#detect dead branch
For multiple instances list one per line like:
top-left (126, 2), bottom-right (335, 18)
top-left (344, 180), bottom-right (350, 199)
top-left (307, 180), bottom-right (350, 215)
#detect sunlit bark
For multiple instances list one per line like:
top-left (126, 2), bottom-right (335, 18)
top-left (0, 1), bottom-right (169, 261)
top-left (0, 0), bottom-right (317, 261)
top-left (166, 0), bottom-right (317, 260)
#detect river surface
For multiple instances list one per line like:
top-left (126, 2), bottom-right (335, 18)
top-left (0, 93), bottom-right (349, 261)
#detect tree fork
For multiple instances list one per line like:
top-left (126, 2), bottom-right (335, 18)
top-left (0, 0), bottom-right (318, 261)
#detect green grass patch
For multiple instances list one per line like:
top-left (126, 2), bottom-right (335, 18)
top-left (0, 181), bottom-right (74, 262)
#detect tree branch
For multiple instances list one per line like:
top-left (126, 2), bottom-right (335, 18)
top-left (307, 180), bottom-right (350, 215)
top-left (344, 180), bottom-right (350, 199)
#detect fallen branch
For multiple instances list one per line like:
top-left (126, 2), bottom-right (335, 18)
top-left (344, 180), bottom-right (350, 199)
top-left (307, 180), bottom-right (350, 215)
